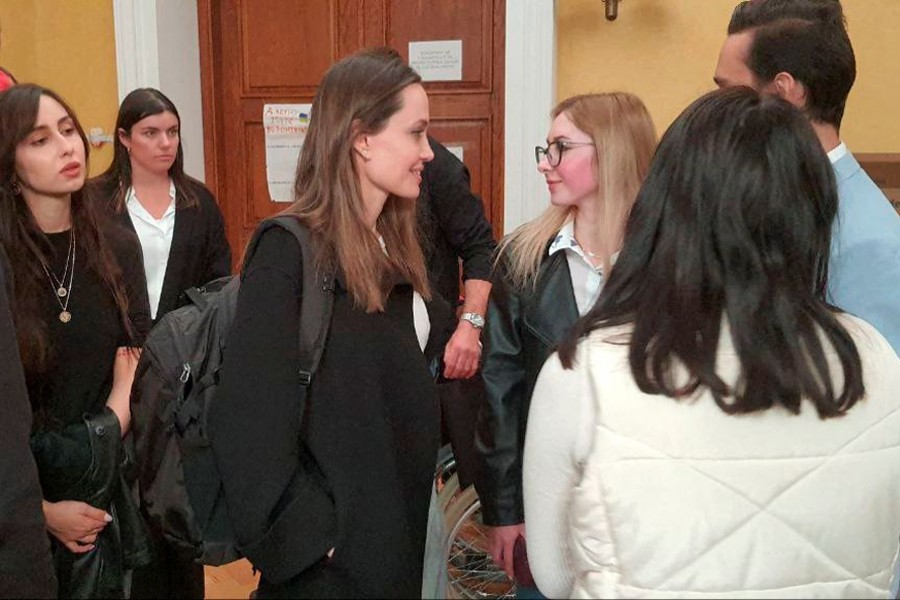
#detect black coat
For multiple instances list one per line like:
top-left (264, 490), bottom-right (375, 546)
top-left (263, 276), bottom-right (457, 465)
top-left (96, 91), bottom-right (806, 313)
top-left (418, 137), bottom-right (496, 308)
top-left (93, 178), bottom-right (232, 322)
top-left (30, 408), bottom-right (152, 598)
top-left (210, 226), bottom-right (455, 597)
top-left (476, 250), bottom-right (580, 526)
top-left (0, 245), bottom-right (57, 599)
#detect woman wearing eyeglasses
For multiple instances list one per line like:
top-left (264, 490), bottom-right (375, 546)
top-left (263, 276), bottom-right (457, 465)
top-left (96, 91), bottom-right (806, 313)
top-left (475, 92), bottom-right (656, 598)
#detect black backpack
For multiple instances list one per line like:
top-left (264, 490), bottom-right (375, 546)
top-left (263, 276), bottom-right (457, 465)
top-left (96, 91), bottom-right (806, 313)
top-left (130, 215), bottom-right (335, 566)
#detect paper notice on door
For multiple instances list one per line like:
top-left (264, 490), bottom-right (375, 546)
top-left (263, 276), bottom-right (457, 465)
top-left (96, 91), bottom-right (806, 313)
top-left (409, 40), bottom-right (463, 82)
top-left (446, 145), bottom-right (464, 163)
top-left (263, 104), bottom-right (312, 202)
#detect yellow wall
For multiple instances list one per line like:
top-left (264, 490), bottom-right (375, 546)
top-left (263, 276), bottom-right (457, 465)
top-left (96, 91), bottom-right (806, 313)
top-left (0, 0), bottom-right (119, 174)
top-left (557, 0), bottom-right (900, 153)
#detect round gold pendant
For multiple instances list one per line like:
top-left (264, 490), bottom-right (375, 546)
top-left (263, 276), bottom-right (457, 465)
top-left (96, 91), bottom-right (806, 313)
top-left (57, 287), bottom-right (67, 297)
top-left (59, 310), bottom-right (72, 323)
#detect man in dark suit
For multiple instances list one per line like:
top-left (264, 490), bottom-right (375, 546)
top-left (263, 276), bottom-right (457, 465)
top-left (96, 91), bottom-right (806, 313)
top-left (0, 243), bottom-right (57, 598)
top-left (419, 137), bottom-right (496, 598)
top-left (418, 137), bottom-right (497, 486)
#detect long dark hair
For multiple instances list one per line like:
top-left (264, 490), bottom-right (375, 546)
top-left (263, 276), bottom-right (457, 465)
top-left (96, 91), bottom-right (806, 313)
top-left (94, 87), bottom-right (199, 211)
top-left (0, 84), bottom-right (133, 375)
top-left (288, 47), bottom-right (430, 312)
top-left (559, 86), bottom-right (864, 419)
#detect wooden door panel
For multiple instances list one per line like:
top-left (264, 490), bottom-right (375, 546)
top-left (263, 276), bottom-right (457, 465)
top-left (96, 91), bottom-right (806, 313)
top-left (200, 0), bottom-right (505, 266)
top-left (428, 120), bottom-right (489, 216)
top-left (242, 0), bottom-right (336, 92)
top-left (386, 0), bottom-right (492, 91)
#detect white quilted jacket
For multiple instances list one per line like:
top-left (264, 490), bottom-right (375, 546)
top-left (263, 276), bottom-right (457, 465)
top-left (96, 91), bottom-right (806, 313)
top-left (523, 314), bottom-right (900, 599)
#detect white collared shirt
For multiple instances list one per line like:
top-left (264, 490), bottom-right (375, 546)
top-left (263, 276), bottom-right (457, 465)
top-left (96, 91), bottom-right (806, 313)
top-left (548, 219), bottom-right (617, 315)
top-left (127, 181), bottom-right (177, 319)
top-left (827, 141), bottom-right (847, 164)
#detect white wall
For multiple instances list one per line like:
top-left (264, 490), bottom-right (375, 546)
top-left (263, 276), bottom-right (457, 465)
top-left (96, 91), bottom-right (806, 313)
top-left (505, 0), bottom-right (555, 234)
top-left (155, 0), bottom-right (205, 181)
top-left (114, 0), bottom-right (206, 181)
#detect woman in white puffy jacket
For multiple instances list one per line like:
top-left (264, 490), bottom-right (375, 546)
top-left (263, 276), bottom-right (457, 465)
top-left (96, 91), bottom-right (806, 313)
top-left (522, 87), bottom-right (900, 599)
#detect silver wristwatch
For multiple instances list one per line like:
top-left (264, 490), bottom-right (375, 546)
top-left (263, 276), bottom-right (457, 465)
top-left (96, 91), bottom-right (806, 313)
top-left (460, 312), bottom-right (485, 329)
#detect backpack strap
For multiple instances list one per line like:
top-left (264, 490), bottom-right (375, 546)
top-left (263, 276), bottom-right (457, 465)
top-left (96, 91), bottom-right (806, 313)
top-left (242, 215), bottom-right (335, 387)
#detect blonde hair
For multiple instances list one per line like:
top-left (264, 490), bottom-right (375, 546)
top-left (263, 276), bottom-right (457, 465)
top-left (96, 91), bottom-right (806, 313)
top-left (286, 47), bottom-right (430, 312)
top-left (497, 92), bottom-right (657, 290)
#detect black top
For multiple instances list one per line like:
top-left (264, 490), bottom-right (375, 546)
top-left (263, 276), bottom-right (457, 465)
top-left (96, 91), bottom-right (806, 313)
top-left (0, 244), bottom-right (57, 599)
top-left (23, 222), bottom-right (152, 598)
top-left (418, 137), bottom-right (496, 307)
top-left (92, 177), bottom-right (232, 323)
top-left (27, 224), bottom-right (150, 432)
top-left (210, 227), bottom-right (444, 598)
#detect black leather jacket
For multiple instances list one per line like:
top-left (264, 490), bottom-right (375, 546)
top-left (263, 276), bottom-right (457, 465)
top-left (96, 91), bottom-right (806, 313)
top-left (31, 409), bottom-right (151, 599)
top-left (476, 250), bottom-right (579, 526)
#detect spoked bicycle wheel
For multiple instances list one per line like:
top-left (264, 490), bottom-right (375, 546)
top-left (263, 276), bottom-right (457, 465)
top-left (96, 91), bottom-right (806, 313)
top-left (442, 479), bottom-right (515, 599)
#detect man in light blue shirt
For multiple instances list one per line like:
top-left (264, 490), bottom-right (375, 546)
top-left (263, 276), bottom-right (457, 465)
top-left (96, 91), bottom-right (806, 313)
top-left (714, 0), bottom-right (900, 355)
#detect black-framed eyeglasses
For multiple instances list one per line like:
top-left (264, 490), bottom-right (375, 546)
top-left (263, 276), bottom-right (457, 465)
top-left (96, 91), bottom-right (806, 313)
top-left (534, 140), bottom-right (595, 167)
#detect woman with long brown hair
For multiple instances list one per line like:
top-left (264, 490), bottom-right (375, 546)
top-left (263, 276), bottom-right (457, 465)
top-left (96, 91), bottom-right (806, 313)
top-left (475, 92), bottom-right (656, 598)
top-left (209, 47), bottom-right (453, 598)
top-left (0, 84), bottom-right (151, 598)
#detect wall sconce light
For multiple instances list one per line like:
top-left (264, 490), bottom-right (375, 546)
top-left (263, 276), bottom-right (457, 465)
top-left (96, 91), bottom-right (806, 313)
top-left (603, 0), bottom-right (621, 21)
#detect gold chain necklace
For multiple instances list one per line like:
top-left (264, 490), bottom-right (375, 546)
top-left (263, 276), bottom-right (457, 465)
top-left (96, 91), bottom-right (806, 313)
top-left (43, 225), bottom-right (74, 297)
top-left (38, 227), bottom-right (76, 323)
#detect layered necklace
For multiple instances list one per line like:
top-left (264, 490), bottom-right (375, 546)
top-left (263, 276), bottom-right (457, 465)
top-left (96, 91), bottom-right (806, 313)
top-left (38, 226), bottom-right (76, 323)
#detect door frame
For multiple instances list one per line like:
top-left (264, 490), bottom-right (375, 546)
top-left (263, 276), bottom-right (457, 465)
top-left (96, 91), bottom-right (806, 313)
top-left (113, 0), bottom-right (555, 233)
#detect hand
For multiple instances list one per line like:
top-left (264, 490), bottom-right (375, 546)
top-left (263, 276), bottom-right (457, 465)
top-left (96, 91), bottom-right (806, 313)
top-left (442, 322), bottom-right (482, 380)
top-left (112, 347), bottom-right (139, 384)
top-left (487, 523), bottom-right (526, 580)
top-left (43, 500), bottom-right (112, 554)
top-left (107, 347), bottom-right (140, 434)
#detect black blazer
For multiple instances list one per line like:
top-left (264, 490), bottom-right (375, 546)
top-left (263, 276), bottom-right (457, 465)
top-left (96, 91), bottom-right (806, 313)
top-left (94, 178), bottom-right (232, 323)
top-left (0, 244), bottom-right (57, 598)
top-left (476, 249), bottom-right (580, 526)
top-left (417, 136), bottom-right (496, 308)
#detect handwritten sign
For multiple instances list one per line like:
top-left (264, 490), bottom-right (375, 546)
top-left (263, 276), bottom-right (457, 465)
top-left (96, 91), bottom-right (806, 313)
top-left (263, 104), bottom-right (312, 202)
top-left (409, 40), bottom-right (463, 82)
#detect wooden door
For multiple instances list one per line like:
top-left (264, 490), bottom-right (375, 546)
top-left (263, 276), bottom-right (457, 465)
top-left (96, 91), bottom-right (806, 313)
top-left (198, 0), bottom-right (505, 264)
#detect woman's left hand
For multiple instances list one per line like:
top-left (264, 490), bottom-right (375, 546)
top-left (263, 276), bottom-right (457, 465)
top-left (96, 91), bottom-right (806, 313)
top-left (43, 500), bottom-right (112, 554)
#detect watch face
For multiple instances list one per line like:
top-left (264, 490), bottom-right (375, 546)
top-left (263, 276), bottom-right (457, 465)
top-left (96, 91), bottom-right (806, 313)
top-left (463, 312), bottom-right (485, 328)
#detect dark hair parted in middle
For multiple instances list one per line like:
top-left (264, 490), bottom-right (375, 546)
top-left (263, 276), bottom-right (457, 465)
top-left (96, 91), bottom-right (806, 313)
top-left (95, 87), bottom-right (199, 211)
top-left (559, 86), bottom-right (864, 419)
top-left (0, 84), bottom-right (134, 376)
top-left (287, 46), bottom-right (430, 312)
top-left (727, 0), bottom-right (855, 127)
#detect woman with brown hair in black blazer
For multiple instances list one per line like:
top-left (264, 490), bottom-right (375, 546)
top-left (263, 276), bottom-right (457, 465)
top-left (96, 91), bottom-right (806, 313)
top-left (91, 87), bottom-right (232, 598)
top-left (92, 88), bottom-right (232, 325)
